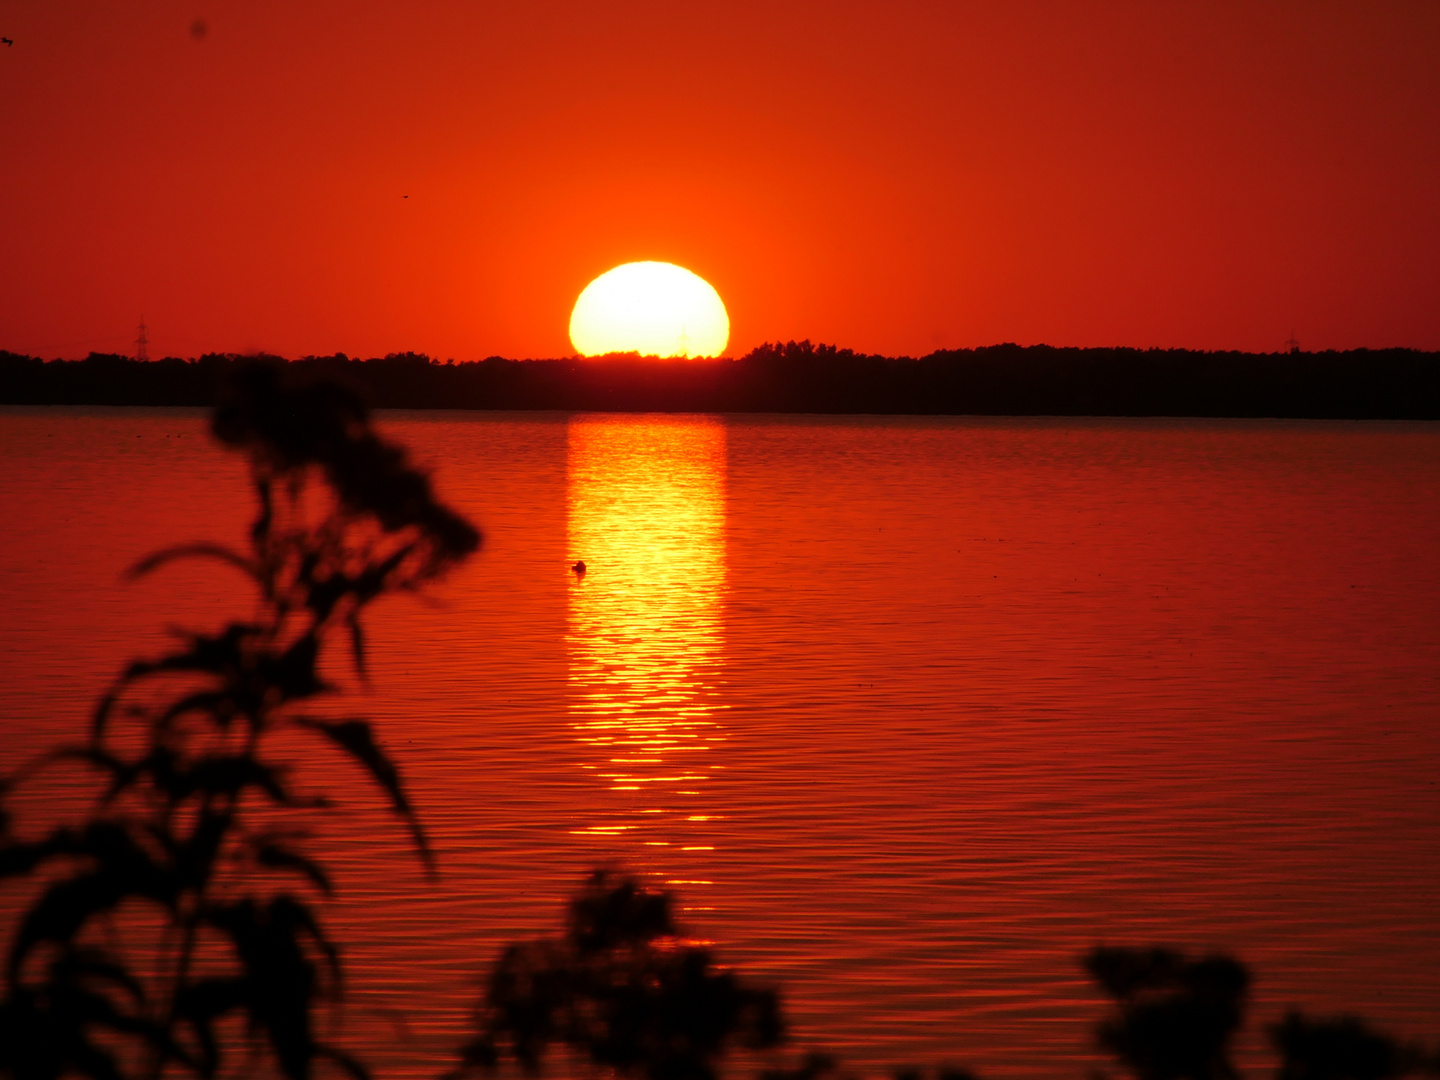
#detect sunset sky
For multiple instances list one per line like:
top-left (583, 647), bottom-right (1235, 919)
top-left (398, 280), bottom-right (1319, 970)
top-left (2, 0), bottom-right (1437, 360)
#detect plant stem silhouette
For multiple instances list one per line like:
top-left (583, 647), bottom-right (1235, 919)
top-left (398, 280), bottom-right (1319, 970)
top-left (0, 363), bottom-right (479, 1080)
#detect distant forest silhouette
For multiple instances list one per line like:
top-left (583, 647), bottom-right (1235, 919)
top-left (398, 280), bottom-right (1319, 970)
top-left (3, 343), bottom-right (1440, 418)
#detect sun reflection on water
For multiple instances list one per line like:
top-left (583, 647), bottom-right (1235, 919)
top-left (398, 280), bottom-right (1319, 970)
top-left (566, 416), bottom-right (727, 892)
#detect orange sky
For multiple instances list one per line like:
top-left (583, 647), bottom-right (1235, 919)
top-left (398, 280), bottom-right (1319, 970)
top-left (2, 0), bottom-right (1438, 359)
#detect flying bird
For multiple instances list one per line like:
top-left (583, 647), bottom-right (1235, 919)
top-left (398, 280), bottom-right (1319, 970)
top-left (2, 38), bottom-right (14, 46)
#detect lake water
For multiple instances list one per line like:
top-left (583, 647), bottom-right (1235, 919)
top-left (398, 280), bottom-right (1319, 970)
top-left (2, 407), bottom-right (1439, 1079)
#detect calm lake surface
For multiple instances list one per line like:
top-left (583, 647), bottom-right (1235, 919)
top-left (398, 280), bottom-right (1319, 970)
top-left (3, 407), bottom-right (1439, 1078)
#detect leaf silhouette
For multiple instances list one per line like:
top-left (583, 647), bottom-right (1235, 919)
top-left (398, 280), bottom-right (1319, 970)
top-left (9, 826), bottom-right (175, 978)
top-left (174, 977), bottom-right (247, 1078)
top-left (253, 841), bottom-right (333, 897)
top-left (293, 718), bottom-right (433, 875)
top-left (0, 949), bottom-right (162, 1080)
top-left (345, 613), bottom-right (367, 681)
top-left (126, 543), bottom-right (258, 585)
top-left (205, 896), bottom-right (339, 1080)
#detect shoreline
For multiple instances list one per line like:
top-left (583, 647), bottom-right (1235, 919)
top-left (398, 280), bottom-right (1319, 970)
top-left (4, 342), bottom-right (1439, 420)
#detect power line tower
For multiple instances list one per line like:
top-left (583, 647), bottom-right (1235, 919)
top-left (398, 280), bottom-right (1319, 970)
top-left (1284, 329), bottom-right (1300, 355)
top-left (135, 315), bottom-right (149, 361)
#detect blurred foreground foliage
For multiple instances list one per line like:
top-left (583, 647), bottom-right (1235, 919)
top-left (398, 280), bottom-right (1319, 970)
top-left (1083, 945), bottom-right (1438, 1080)
top-left (459, 875), bottom-right (1439, 1080)
top-left (450, 869), bottom-right (783, 1080)
top-left (2, 367), bottom-right (1437, 1080)
top-left (0, 363), bottom-right (478, 1080)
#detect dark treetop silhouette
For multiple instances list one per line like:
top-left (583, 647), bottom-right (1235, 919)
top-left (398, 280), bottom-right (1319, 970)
top-left (1082, 947), bottom-right (1438, 1080)
top-left (1085, 947), bottom-right (1249, 1080)
top-left (458, 889), bottom-right (1439, 1080)
top-left (451, 868), bottom-right (783, 1080)
top-left (0, 362), bottom-right (478, 1080)
top-left (3, 343), bottom-right (1440, 419)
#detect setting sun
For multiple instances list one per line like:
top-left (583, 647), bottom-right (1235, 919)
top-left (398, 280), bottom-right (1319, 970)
top-left (569, 262), bottom-right (729, 358)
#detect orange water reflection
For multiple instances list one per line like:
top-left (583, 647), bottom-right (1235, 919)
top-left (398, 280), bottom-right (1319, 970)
top-left (566, 415), bottom-right (727, 893)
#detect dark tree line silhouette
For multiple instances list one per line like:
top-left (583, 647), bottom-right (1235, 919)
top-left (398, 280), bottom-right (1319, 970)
top-left (3, 343), bottom-right (1440, 418)
top-left (3, 365), bottom-right (1437, 1080)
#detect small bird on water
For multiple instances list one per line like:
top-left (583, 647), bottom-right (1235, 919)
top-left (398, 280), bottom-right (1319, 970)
top-left (572, 560), bottom-right (586, 575)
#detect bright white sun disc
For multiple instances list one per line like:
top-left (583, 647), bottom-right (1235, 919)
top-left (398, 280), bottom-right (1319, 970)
top-left (569, 261), bottom-right (729, 358)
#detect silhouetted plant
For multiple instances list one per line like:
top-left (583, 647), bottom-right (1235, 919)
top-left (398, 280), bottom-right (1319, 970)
top-left (0, 363), bottom-right (479, 1080)
top-left (450, 869), bottom-right (785, 1080)
top-left (1270, 1011), bottom-right (1435, 1080)
top-left (1085, 947), bottom-right (1249, 1080)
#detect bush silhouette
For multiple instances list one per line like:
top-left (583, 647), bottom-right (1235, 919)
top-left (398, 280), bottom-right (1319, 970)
top-left (450, 869), bottom-right (784, 1080)
top-left (1084, 947), bottom-right (1249, 1080)
top-left (1270, 1011), bottom-right (1434, 1080)
top-left (0, 363), bottom-right (478, 1080)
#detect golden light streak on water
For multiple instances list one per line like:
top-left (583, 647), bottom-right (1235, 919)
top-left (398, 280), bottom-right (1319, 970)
top-left (565, 415), bottom-right (727, 894)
